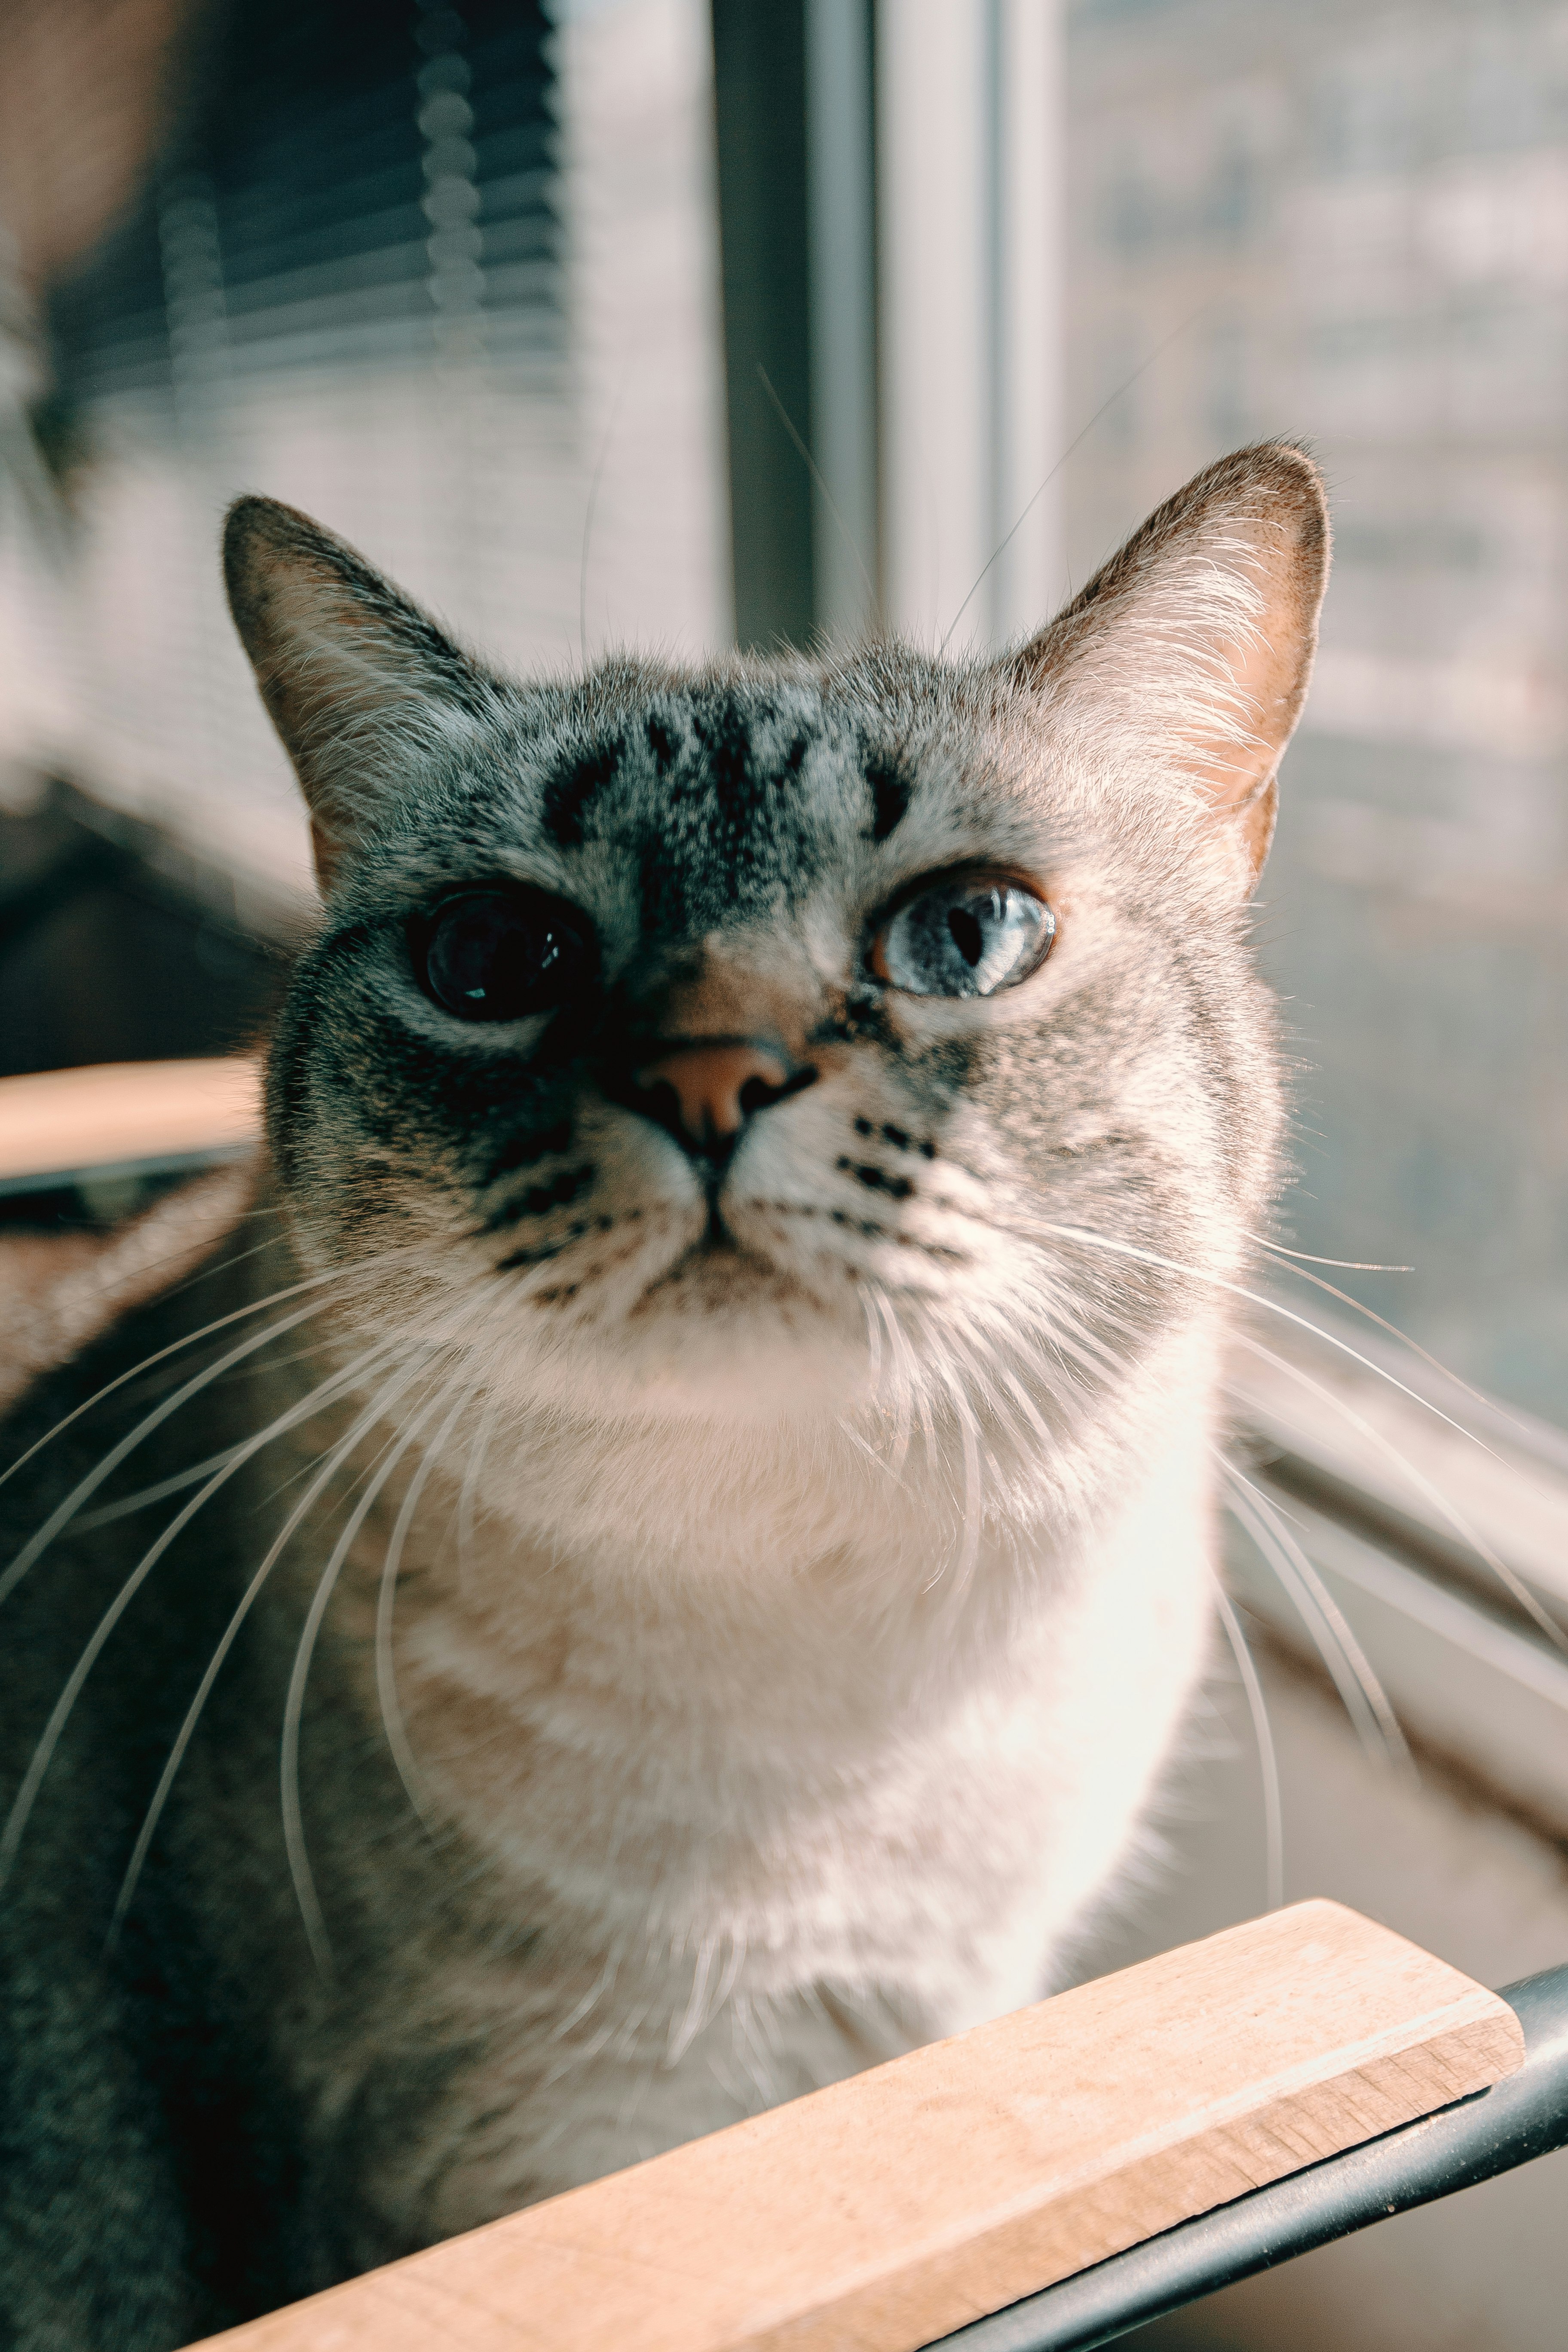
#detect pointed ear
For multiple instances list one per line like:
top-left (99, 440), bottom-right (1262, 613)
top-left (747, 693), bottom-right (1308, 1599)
top-left (1015, 443), bottom-right (1329, 887)
top-left (223, 496), bottom-right (490, 894)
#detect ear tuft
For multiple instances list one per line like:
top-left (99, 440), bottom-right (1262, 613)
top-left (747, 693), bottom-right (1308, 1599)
top-left (1015, 442), bottom-right (1330, 885)
top-left (223, 496), bottom-right (490, 893)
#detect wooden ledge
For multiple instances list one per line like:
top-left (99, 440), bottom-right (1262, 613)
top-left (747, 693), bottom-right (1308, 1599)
top-left (187, 1901), bottom-right (1522, 2351)
top-left (0, 1057), bottom-right (262, 1192)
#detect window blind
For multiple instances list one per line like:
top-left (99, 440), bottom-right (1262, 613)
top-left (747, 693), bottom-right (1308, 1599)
top-left (18, 0), bottom-right (730, 900)
top-left (47, 0), bottom-right (561, 404)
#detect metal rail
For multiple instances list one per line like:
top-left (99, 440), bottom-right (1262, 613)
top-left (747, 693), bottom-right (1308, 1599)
top-left (930, 1961), bottom-right (1568, 2352)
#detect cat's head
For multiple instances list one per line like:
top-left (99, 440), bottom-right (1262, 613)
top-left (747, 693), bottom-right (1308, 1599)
top-left (226, 445), bottom-right (1327, 1435)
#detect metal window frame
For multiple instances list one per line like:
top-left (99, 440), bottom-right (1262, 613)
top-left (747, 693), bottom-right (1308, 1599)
top-left (710, 0), bottom-right (1061, 653)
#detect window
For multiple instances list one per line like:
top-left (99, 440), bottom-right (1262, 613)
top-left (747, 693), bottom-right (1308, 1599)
top-left (1067, 0), bottom-right (1568, 1426)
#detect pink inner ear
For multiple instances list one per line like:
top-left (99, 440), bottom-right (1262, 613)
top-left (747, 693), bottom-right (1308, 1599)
top-left (1186, 622), bottom-right (1293, 812)
top-left (1007, 446), bottom-right (1328, 891)
top-left (1180, 529), bottom-right (1316, 830)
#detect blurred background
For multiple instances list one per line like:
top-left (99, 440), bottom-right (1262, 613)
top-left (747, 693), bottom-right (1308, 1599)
top-left (3, 3), bottom-right (1568, 2347)
top-left (6, 0), bottom-right (1568, 1422)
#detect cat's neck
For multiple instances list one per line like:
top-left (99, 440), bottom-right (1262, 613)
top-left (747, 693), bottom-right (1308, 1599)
top-left (218, 1210), bottom-right (1220, 2079)
top-left (246, 1199), bottom-right (1228, 1704)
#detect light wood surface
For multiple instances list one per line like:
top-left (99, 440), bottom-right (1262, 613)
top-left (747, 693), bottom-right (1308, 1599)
top-left (0, 1057), bottom-right (261, 1186)
top-left (187, 1901), bottom-right (1522, 2352)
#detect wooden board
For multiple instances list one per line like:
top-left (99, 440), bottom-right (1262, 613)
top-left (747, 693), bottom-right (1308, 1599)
top-left (0, 1057), bottom-right (261, 1188)
top-left (186, 1901), bottom-right (1523, 2352)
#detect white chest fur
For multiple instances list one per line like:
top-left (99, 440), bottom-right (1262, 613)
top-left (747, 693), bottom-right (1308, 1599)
top-left (336, 1366), bottom-right (1219, 2236)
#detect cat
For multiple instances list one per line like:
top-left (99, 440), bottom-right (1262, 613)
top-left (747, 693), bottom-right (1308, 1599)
top-left (0, 441), bottom-right (1327, 2348)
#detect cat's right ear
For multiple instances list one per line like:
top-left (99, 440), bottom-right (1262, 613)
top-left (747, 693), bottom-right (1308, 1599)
top-left (223, 496), bottom-right (484, 894)
top-left (1010, 443), bottom-right (1329, 891)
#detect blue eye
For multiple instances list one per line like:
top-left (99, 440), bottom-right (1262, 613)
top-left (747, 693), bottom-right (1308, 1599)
top-left (872, 872), bottom-right (1056, 998)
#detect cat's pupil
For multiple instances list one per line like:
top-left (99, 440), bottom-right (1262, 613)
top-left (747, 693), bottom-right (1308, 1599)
top-left (876, 873), bottom-right (1056, 999)
top-left (948, 906), bottom-right (985, 967)
top-left (415, 886), bottom-right (597, 1023)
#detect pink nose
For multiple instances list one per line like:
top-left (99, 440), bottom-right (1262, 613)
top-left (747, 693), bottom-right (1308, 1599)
top-left (632, 1041), bottom-right (803, 1160)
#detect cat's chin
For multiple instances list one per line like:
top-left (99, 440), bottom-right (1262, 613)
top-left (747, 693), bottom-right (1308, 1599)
top-left (573, 1342), bottom-right (868, 1424)
top-left (515, 1256), bottom-right (879, 1424)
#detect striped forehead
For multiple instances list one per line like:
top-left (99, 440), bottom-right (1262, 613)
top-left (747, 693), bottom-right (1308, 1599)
top-left (533, 686), bottom-right (910, 938)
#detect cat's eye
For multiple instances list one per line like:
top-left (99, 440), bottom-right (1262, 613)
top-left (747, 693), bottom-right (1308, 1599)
top-left (412, 886), bottom-right (598, 1022)
top-left (871, 871), bottom-right (1056, 998)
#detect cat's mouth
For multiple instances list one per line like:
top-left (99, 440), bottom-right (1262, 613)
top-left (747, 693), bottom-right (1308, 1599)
top-left (631, 1213), bottom-right (779, 1306)
top-left (620, 1189), bottom-right (842, 1331)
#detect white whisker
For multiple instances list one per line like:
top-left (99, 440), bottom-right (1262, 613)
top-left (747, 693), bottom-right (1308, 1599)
top-left (859, 1288), bottom-right (883, 1395)
top-left (1234, 1333), bottom-right (1568, 1658)
top-left (1213, 1579), bottom-right (1283, 1912)
top-left (281, 1357), bottom-right (455, 1975)
top-left (834, 1415), bottom-right (904, 1482)
top-left (0, 1249), bottom-right (414, 1503)
top-left (4, 1330), bottom-right (410, 1896)
top-left (456, 1386), bottom-right (500, 1602)
top-left (992, 1212), bottom-right (1503, 1458)
top-left (872, 1289), bottom-right (916, 1477)
top-left (375, 1378), bottom-right (475, 1833)
top-left (924, 1360), bottom-right (983, 1595)
top-left (993, 1358), bottom-right (1057, 1460)
top-left (1254, 1248), bottom-right (1524, 1434)
top-left (1220, 1455), bottom-right (1414, 1779)
top-left (0, 1292), bottom-right (346, 1614)
top-left (104, 1333), bottom-right (417, 1944)
top-left (966, 1206), bottom-right (1556, 1667)
top-left (74, 1444), bottom-right (255, 1531)
top-left (1252, 1235), bottom-right (1412, 1272)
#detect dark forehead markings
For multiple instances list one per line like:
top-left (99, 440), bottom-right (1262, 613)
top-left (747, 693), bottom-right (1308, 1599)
top-left (692, 693), bottom-right (756, 813)
top-left (545, 695), bottom-right (804, 857)
top-left (866, 753), bottom-right (911, 842)
top-left (636, 688), bottom-right (818, 934)
top-left (542, 735), bottom-right (624, 849)
top-left (531, 689), bottom-right (826, 931)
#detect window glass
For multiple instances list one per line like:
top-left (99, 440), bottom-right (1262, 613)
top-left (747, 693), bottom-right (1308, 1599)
top-left (1068, 0), bottom-right (1568, 1418)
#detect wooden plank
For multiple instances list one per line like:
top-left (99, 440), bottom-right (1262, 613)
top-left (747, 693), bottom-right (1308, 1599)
top-left (0, 1057), bottom-right (261, 1187)
top-left (186, 1902), bottom-right (1523, 2352)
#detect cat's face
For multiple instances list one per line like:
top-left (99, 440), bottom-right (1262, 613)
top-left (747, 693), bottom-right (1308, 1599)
top-left (230, 447), bottom-right (1328, 1432)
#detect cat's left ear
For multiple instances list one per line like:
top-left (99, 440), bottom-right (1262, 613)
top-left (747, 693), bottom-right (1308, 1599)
top-left (224, 496), bottom-right (487, 894)
top-left (1011, 442), bottom-right (1329, 888)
